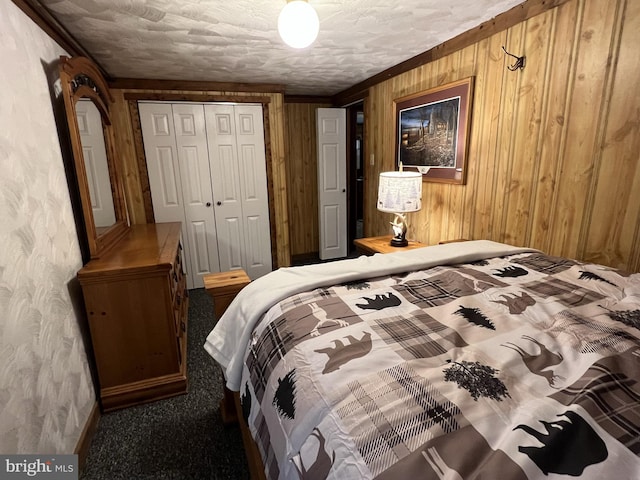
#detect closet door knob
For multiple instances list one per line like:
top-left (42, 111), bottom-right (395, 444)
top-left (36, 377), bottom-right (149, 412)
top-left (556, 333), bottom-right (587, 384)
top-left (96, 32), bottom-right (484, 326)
top-left (206, 202), bottom-right (211, 207)
top-left (217, 201), bottom-right (222, 206)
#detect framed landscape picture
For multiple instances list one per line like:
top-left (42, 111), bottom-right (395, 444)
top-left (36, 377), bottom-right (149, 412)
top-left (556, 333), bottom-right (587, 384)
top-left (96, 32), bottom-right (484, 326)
top-left (394, 77), bottom-right (474, 184)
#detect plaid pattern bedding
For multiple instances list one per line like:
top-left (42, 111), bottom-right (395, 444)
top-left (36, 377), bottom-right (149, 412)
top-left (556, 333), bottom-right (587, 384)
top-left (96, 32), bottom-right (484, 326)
top-left (238, 252), bottom-right (640, 479)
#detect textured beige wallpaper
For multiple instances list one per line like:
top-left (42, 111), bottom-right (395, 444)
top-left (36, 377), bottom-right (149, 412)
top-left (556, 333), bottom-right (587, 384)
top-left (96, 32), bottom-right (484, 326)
top-left (0, 2), bottom-right (95, 454)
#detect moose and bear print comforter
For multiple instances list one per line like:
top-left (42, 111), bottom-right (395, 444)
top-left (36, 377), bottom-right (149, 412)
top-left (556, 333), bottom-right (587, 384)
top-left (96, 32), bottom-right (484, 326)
top-left (215, 246), bottom-right (640, 479)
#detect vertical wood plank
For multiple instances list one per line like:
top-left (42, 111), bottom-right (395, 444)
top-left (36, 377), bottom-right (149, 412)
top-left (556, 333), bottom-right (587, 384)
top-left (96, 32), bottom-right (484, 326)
top-left (529, 0), bottom-right (580, 252)
top-left (503, 10), bottom-right (554, 247)
top-left (584, 0), bottom-right (640, 270)
top-left (469, 33), bottom-right (509, 242)
top-left (548, 0), bottom-right (619, 258)
top-left (111, 89), bottom-right (146, 224)
top-left (494, 22), bottom-right (525, 244)
top-left (266, 93), bottom-right (291, 268)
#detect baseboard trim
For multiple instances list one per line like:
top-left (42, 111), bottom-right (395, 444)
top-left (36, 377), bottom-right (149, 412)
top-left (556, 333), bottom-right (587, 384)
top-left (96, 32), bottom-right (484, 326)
top-left (100, 371), bottom-right (188, 412)
top-left (74, 401), bottom-right (100, 473)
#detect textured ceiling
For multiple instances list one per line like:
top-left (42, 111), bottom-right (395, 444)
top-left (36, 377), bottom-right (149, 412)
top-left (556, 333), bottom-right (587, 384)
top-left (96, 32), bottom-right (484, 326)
top-left (38, 0), bottom-right (525, 96)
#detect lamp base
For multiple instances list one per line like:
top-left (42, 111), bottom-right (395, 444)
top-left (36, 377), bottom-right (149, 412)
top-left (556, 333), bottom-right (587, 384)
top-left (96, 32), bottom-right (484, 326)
top-left (389, 212), bottom-right (409, 247)
top-left (390, 236), bottom-right (408, 247)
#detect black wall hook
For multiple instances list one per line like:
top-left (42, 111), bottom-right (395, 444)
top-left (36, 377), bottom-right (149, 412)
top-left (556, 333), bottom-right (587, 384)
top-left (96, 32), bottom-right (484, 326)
top-left (502, 46), bottom-right (526, 71)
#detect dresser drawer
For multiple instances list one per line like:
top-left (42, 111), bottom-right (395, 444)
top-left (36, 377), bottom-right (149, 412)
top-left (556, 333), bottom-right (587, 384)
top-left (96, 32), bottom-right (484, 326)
top-left (173, 271), bottom-right (188, 337)
top-left (170, 242), bottom-right (184, 305)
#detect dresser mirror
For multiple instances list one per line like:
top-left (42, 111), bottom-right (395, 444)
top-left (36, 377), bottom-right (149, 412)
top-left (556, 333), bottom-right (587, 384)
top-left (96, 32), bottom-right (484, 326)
top-left (59, 56), bottom-right (129, 259)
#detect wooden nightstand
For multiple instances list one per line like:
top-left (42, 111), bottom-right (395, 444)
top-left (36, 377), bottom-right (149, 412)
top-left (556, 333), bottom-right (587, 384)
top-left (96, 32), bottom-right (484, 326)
top-left (354, 235), bottom-right (426, 255)
top-left (204, 269), bottom-right (251, 321)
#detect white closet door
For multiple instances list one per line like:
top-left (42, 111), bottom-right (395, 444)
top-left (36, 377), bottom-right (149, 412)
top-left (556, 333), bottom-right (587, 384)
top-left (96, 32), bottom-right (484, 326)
top-left (205, 104), bottom-right (272, 279)
top-left (139, 102), bottom-right (220, 289)
top-left (171, 104), bottom-right (221, 287)
top-left (204, 104), bottom-right (246, 274)
top-left (139, 102), bottom-right (192, 287)
top-left (141, 101), bottom-right (273, 284)
top-left (233, 105), bottom-right (272, 279)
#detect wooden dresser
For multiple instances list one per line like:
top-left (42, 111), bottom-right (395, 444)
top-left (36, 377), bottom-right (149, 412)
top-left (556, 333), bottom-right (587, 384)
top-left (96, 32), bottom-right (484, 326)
top-left (78, 222), bottom-right (188, 411)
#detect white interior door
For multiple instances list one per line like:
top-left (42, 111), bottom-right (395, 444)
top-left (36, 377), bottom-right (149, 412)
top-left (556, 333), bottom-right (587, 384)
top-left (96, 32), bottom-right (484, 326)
top-left (205, 104), bottom-right (272, 279)
top-left (76, 99), bottom-right (116, 229)
top-left (139, 102), bottom-right (220, 289)
top-left (317, 108), bottom-right (347, 260)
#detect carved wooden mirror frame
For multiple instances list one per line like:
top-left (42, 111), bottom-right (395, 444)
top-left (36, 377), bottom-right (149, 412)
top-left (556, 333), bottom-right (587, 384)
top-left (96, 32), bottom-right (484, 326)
top-left (59, 56), bottom-right (129, 259)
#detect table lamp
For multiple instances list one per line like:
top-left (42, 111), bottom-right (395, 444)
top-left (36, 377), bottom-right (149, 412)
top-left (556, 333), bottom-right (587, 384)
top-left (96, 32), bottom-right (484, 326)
top-left (377, 170), bottom-right (422, 247)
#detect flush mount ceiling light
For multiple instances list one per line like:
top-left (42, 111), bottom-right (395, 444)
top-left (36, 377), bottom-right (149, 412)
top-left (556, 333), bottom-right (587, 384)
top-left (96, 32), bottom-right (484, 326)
top-left (278, 0), bottom-right (319, 49)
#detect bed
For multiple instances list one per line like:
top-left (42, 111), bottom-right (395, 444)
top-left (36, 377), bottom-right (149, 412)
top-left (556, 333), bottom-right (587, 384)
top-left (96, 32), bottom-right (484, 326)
top-left (204, 240), bottom-right (640, 479)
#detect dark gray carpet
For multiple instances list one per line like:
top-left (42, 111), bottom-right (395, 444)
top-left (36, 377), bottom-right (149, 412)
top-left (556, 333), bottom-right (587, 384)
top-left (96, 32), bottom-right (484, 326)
top-left (80, 289), bottom-right (250, 480)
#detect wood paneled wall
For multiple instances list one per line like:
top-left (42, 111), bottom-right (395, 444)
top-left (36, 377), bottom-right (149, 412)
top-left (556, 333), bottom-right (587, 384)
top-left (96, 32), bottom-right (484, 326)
top-left (284, 102), bottom-right (331, 256)
top-left (109, 88), bottom-right (291, 268)
top-left (363, 0), bottom-right (640, 272)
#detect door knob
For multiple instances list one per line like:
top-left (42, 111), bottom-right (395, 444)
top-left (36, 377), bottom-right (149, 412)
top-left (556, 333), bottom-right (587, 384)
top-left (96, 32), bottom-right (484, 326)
top-left (342, 189), bottom-right (346, 193)
top-left (217, 201), bottom-right (222, 206)
top-left (206, 202), bottom-right (211, 207)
